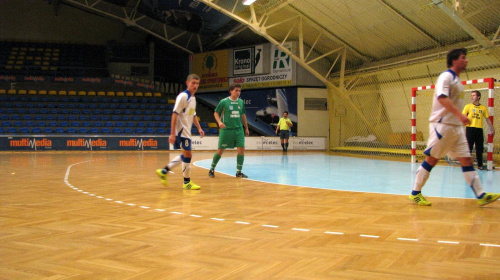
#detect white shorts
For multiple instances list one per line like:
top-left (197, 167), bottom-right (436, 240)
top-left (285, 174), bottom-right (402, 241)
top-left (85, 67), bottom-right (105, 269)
top-left (424, 123), bottom-right (470, 159)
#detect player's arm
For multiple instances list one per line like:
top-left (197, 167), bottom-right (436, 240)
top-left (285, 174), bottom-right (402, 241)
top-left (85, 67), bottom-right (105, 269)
top-left (286, 118), bottom-right (293, 127)
top-left (241, 114), bottom-right (249, 136)
top-left (214, 111), bottom-right (226, 129)
top-left (193, 115), bottom-right (205, 138)
top-left (169, 112), bottom-right (178, 144)
top-left (275, 118), bottom-right (281, 134)
top-left (437, 95), bottom-right (470, 125)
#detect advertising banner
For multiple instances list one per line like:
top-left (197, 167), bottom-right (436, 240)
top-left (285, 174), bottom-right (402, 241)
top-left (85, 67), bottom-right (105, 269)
top-left (0, 136), bottom-right (169, 151)
top-left (192, 49), bottom-right (229, 91)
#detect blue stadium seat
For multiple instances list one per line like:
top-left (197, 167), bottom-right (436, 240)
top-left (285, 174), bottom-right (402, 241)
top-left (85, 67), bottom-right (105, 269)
top-left (104, 122), bottom-right (113, 127)
top-left (134, 127), bottom-right (144, 134)
top-left (115, 121), bottom-right (124, 127)
top-left (123, 128), bottom-right (133, 134)
top-left (93, 122), bottom-right (102, 127)
top-left (132, 115), bottom-right (141, 121)
top-left (112, 128), bottom-right (122, 134)
top-left (78, 115), bottom-right (88, 121)
top-left (43, 127), bottom-right (53, 134)
top-left (1, 121), bottom-right (12, 127)
top-left (31, 127), bottom-right (42, 134)
top-left (89, 128), bottom-right (100, 134)
top-left (59, 121), bottom-right (69, 127)
top-left (55, 128), bottom-right (65, 134)
top-left (208, 128), bottom-right (218, 135)
top-left (25, 121), bottom-right (35, 127)
top-left (48, 121), bottom-right (58, 127)
top-left (68, 115), bottom-right (77, 121)
top-left (7, 127), bottom-right (18, 133)
top-left (136, 122), bottom-right (146, 127)
top-left (19, 127), bottom-right (30, 134)
top-left (101, 127), bottom-right (111, 134)
top-left (125, 121), bottom-right (135, 127)
top-left (147, 122), bottom-right (156, 127)
top-left (36, 121), bottom-right (46, 127)
top-left (156, 128), bottom-right (166, 134)
top-left (67, 128), bottom-right (77, 134)
top-left (145, 127), bottom-right (155, 134)
top-left (71, 122), bottom-right (81, 127)
top-left (77, 128), bottom-right (88, 134)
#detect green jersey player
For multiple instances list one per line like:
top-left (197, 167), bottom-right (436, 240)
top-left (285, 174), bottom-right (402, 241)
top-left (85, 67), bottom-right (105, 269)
top-left (208, 84), bottom-right (250, 178)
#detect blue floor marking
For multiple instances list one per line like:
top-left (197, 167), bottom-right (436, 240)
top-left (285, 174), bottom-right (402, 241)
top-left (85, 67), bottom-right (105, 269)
top-left (195, 155), bottom-right (500, 199)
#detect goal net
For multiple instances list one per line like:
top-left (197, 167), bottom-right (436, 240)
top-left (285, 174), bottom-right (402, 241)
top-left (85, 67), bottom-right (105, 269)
top-left (412, 78), bottom-right (496, 169)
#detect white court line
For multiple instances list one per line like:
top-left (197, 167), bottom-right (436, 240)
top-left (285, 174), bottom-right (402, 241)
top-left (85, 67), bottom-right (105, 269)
top-left (398, 238), bottom-right (419, 242)
top-left (292, 228), bottom-right (310, 232)
top-left (438, 240), bottom-right (459, 244)
top-left (235, 221), bottom-right (250, 225)
top-left (211, 218), bottom-right (225, 221)
top-left (190, 214), bottom-right (202, 218)
top-left (360, 234), bottom-right (379, 238)
top-left (325, 231), bottom-right (344, 235)
top-left (262, 225), bottom-right (279, 228)
top-left (171, 211), bottom-right (183, 215)
top-left (480, 243), bottom-right (500, 247)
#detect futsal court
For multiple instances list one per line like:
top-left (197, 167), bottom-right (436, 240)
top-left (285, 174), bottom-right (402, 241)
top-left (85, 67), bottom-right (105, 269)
top-left (2, 150), bottom-right (500, 279)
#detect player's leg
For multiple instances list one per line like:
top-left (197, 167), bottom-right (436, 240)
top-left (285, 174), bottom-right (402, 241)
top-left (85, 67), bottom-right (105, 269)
top-left (209, 129), bottom-right (228, 177)
top-left (209, 148), bottom-right (224, 177)
top-left (156, 138), bottom-right (183, 186)
top-left (235, 128), bottom-right (247, 178)
top-left (409, 155), bottom-right (437, 206)
top-left (409, 123), bottom-right (447, 206)
top-left (475, 129), bottom-right (485, 169)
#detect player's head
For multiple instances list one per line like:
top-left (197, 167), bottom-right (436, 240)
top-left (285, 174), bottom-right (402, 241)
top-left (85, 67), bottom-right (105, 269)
top-left (471, 90), bottom-right (481, 101)
top-left (447, 48), bottom-right (467, 68)
top-left (283, 111), bottom-right (288, 117)
top-left (229, 83), bottom-right (241, 91)
top-left (186, 74), bottom-right (200, 94)
top-left (229, 84), bottom-right (242, 98)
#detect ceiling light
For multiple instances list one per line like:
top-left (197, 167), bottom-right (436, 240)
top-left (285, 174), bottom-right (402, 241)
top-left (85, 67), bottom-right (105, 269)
top-left (243, 0), bottom-right (257, 5)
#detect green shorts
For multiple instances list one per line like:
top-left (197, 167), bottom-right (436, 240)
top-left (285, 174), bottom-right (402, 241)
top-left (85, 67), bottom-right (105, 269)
top-left (218, 128), bottom-right (245, 149)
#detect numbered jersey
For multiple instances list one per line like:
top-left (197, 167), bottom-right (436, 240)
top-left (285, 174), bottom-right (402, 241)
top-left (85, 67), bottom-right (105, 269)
top-left (172, 90), bottom-right (197, 138)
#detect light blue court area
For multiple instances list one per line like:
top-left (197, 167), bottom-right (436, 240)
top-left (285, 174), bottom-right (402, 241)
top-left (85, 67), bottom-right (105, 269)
top-left (195, 155), bottom-right (500, 199)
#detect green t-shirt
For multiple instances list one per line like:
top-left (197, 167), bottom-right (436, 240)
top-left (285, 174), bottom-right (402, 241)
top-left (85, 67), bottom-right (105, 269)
top-left (215, 97), bottom-right (246, 129)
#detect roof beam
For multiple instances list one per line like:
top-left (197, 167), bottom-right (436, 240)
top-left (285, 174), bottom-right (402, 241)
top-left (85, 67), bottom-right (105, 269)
top-left (378, 0), bottom-right (441, 46)
top-left (432, 0), bottom-right (494, 48)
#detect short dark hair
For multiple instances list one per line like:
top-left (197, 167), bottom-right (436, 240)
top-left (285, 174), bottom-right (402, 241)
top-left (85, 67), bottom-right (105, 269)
top-left (229, 84), bottom-right (241, 91)
top-left (447, 48), bottom-right (467, 68)
top-left (283, 111), bottom-right (288, 114)
top-left (472, 90), bottom-right (481, 98)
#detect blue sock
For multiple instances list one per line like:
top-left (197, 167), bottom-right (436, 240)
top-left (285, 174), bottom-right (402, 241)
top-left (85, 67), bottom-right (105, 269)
top-left (411, 190), bottom-right (421, 196)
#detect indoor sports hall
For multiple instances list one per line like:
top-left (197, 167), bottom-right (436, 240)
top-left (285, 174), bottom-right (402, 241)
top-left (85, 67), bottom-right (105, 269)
top-left (2, 0), bottom-right (500, 279)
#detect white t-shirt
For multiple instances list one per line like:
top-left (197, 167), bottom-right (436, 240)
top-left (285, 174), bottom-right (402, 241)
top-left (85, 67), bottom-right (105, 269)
top-left (172, 90), bottom-right (197, 138)
top-left (429, 69), bottom-right (464, 125)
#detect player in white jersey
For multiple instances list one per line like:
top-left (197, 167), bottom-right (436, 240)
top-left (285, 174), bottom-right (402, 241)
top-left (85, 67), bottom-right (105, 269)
top-left (156, 74), bottom-right (205, 190)
top-left (409, 48), bottom-right (499, 206)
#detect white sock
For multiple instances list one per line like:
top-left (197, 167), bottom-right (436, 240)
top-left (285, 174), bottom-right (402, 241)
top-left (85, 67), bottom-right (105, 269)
top-left (167, 155), bottom-right (182, 170)
top-left (182, 162), bottom-right (191, 179)
top-left (463, 170), bottom-right (484, 198)
top-left (413, 166), bottom-right (430, 192)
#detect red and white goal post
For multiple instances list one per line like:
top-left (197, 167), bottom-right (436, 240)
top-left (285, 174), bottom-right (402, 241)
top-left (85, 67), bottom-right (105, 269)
top-left (411, 78), bottom-right (495, 170)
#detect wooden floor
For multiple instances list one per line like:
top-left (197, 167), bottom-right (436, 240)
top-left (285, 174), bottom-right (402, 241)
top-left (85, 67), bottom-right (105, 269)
top-left (1, 150), bottom-right (500, 279)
